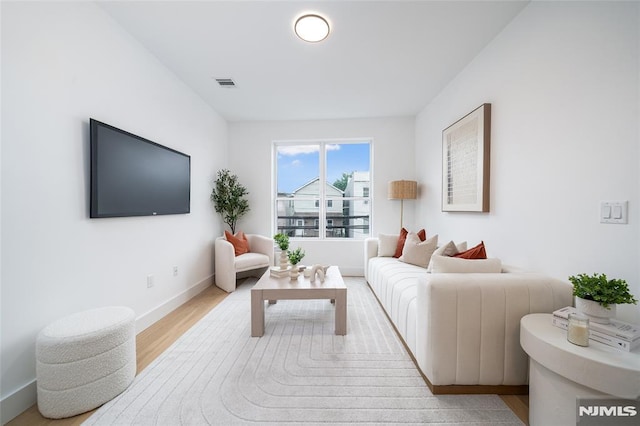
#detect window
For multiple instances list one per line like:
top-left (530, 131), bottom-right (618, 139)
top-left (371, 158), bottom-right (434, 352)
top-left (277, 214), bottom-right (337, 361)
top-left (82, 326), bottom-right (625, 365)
top-left (274, 140), bottom-right (371, 239)
top-left (295, 219), bottom-right (305, 237)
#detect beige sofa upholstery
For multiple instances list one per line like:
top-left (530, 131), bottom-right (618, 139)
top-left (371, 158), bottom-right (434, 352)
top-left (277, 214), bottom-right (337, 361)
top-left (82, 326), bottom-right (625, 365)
top-left (365, 237), bottom-right (572, 389)
top-left (214, 234), bottom-right (274, 293)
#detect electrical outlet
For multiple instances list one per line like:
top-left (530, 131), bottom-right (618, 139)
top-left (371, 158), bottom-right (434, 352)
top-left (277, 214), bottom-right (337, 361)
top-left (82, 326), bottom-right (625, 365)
top-left (173, 266), bottom-right (178, 277)
top-left (147, 274), bottom-right (154, 288)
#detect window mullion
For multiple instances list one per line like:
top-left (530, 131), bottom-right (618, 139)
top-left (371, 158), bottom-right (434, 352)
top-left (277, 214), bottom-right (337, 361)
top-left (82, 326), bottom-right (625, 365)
top-left (319, 142), bottom-right (326, 238)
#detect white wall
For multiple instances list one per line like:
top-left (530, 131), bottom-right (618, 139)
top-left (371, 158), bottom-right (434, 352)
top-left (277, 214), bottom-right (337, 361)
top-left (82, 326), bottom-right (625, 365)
top-left (228, 117), bottom-right (415, 274)
top-left (637, 1), bottom-right (640, 327)
top-left (1, 2), bottom-right (227, 421)
top-left (416, 1), bottom-right (640, 323)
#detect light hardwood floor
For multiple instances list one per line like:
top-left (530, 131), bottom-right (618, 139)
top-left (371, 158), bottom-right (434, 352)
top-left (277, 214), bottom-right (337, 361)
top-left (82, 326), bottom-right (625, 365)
top-left (8, 282), bottom-right (529, 425)
top-left (500, 394), bottom-right (529, 425)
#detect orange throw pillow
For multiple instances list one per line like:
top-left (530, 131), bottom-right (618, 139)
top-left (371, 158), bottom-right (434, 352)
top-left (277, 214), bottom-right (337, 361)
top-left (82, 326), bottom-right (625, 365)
top-left (393, 228), bottom-right (426, 258)
top-left (453, 241), bottom-right (487, 259)
top-left (224, 230), bottom-right (250, 256)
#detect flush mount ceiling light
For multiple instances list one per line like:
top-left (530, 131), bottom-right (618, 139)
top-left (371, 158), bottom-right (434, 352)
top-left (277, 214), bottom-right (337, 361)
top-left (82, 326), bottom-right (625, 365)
top-left (294, 14), bottom-right (330, 43)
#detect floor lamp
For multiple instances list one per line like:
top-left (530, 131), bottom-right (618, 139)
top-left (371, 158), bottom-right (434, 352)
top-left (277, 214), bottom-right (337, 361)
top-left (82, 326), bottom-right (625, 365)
top-left (388, 180), bottom-right (417, 229)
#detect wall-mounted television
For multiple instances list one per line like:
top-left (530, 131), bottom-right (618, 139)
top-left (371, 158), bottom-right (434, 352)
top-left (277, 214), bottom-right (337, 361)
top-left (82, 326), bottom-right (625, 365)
top-left (90, 119), bottom-right (191, 218)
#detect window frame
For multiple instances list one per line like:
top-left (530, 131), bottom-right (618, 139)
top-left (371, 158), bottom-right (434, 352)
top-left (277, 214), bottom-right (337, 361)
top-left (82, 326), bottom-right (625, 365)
top-left (272, 139), bottom-right (373, 240)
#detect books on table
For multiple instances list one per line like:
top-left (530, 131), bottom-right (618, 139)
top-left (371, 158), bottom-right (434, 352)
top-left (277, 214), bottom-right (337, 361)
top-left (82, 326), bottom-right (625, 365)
top-left (269, 266), bottom-right (291, 278)
top-left (552, 306), bottom-right (640, 352)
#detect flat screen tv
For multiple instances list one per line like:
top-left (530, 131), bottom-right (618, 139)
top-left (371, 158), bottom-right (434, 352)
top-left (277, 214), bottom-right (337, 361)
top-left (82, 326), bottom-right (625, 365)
top-left (90, 119), bottom-right (191, 218)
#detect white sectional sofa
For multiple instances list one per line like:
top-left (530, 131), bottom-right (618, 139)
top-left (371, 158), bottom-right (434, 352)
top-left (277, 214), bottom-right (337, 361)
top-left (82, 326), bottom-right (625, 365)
top-left (364, 237), bottom-right (572, 393)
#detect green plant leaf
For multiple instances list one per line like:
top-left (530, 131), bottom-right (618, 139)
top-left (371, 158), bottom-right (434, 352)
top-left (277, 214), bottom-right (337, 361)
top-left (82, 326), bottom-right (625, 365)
top-left (211, 169), bottom-right (250, 233)
top-left (569, 272), bottom-right (638, 308)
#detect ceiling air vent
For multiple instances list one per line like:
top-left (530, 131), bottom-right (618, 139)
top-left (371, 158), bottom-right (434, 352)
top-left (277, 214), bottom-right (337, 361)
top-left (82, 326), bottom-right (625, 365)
top-left (215, 78), bottom-right (236, 88)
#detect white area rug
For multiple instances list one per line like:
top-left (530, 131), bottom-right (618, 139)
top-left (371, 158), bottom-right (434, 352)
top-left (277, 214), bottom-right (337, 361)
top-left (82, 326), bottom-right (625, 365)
top-left (85, 277), bottom-right (523, 425)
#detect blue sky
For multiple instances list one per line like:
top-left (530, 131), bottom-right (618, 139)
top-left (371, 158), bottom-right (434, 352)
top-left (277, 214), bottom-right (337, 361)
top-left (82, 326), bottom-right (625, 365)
top-left (277, 143), bottom-right (370, 193)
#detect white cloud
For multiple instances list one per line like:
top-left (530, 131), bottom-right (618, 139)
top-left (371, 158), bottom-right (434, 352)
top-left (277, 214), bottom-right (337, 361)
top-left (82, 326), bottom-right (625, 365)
top-left (278, 145), bottom-right (319, 156)
top-left (277, 144), bottom-right (341, 156)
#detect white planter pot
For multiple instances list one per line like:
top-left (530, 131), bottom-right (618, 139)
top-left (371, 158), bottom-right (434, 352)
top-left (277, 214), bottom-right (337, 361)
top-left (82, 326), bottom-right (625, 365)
top-left (289, 267), bottom-right (300, 280)
top-left (279, 250), bottom-right (288, 270)
top-left (575, 297), bottom-right (616, 324)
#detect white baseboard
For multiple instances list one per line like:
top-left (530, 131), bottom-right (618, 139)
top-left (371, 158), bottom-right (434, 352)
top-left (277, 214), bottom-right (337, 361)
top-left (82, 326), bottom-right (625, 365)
top-left (0, 275), bottom-right (215, 424)
top-left (135, 274), bottom-right (214, 333)
top-left (1, 380), bottom-right (36, 425)
top-left (340, 267), bottom-right (364, 277)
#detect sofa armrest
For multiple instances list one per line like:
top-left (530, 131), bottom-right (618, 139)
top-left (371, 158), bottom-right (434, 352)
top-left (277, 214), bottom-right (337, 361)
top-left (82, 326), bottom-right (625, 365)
top-left (364, 238), bottom-right (379, 281)
top-left (416, 273), bottom-right (572, 386)
top-left (214, 237), bottom-right (237, 292)
top-left (246, 234), bottom-right (274, 266)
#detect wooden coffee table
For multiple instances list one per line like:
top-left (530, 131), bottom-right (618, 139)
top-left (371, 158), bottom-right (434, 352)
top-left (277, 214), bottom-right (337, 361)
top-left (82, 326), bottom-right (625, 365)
top-left (251, 265), bottom-right (347, 337)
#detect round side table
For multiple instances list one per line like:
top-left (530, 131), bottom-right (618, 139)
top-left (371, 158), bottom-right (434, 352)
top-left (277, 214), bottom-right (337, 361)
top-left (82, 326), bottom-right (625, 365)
top-left (520, 313), bottom-right (640, 426)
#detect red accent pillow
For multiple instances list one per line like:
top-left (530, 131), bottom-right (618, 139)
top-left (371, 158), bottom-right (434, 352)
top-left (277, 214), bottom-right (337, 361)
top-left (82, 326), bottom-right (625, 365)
top-left (393, 228), bottom-right (426, 258)
top-left (224, 230), bottom-right (250, 256)
top-left (453, 241), bottom-right (487, 259)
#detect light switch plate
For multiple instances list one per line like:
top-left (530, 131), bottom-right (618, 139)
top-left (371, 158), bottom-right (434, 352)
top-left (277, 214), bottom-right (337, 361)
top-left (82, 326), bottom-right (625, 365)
top-left (600, 201), bottom-right (628, 224)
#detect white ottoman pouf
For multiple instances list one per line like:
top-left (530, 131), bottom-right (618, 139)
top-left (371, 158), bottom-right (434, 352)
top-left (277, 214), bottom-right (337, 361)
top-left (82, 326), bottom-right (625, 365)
top-left (36, 306), bottom-right (136, 419)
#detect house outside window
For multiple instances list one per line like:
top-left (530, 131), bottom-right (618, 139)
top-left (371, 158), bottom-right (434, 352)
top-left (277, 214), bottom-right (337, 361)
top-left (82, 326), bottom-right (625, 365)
top-left (274, 140), bottom-right (371, 239)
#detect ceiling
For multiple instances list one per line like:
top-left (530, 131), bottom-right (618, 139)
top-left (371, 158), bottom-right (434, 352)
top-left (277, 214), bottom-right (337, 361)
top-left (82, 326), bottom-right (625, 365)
top-left (98, 1), bottom-right (529, 122)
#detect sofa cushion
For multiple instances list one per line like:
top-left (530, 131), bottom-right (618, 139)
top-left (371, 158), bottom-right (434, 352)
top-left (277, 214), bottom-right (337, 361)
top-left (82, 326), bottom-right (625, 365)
top-left (367, 256), bottom-right (424, 353)
top-left (378, 234), bottom-right (399, 257)
top-left (399, 233), bottom-right (438, 268)
top-left (394, 228), bottom-right (426, 258)
top-left (431, 255), bottom-right (502, 273)
top-left (454, 241), bottom-right (487, 259)
top-left (225, 231), bottom-right (250, 256)
top-left (427, 241), bottom-right (467, 272)
top-left (234, 252), bottom-right (270, 272)
top-left (436, 241), bottom-right (461, 257)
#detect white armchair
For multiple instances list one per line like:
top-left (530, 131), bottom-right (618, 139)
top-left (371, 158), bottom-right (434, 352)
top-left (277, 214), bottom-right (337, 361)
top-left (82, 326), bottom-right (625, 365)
top-left (214, 234), bottom-right (274, 292)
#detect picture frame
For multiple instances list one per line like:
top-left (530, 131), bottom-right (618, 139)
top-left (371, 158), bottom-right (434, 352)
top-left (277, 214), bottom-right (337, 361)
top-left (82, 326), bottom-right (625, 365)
top-left (441, 103), bottom-right (491, 212)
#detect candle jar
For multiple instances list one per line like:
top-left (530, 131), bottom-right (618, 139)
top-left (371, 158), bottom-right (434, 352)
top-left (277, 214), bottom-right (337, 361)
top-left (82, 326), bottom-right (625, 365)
top-left (567, 313), bottom-right (590, 346)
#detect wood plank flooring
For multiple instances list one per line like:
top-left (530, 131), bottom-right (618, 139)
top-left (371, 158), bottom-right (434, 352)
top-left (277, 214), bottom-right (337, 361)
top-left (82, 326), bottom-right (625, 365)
top-left (500, 394), bottom-right (530, 425)
top-left (8, 281), bottom-right (529, 425)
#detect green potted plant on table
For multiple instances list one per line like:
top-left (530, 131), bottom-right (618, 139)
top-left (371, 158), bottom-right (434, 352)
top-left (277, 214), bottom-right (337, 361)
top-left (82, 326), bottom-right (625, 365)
top-left (210, 169), bottom-right (249, 234)
top-left (568, 273), bottom-right (638, 324)
top-left (287, 247), bottom-right (305, 280)
top-left (274, 233), bottom-right (290, 270)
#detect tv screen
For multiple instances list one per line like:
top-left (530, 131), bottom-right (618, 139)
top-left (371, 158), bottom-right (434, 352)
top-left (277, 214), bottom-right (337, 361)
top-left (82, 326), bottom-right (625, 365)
top-left (90, 119), bottom-right (191, 218)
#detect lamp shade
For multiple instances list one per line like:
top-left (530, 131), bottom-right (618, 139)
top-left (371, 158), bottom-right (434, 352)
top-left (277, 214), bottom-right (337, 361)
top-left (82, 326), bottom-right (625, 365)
top-left (388, 180), bottom-right (417, 200)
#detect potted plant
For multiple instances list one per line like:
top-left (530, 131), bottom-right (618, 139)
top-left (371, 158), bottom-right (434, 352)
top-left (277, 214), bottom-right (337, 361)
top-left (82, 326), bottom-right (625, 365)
top-left (274, 233), bottom-right (290, 270)
top-left (568, 273), bottom-right (638, 324)
top-left (287, 247), bottom-right (305, 280)
top-left (210, 169), bottom-right (250, 234)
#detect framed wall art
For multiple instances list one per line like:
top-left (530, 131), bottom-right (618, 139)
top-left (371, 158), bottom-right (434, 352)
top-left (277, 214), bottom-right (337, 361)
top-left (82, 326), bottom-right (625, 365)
top-left (442, 103), bottom-right (491, 212)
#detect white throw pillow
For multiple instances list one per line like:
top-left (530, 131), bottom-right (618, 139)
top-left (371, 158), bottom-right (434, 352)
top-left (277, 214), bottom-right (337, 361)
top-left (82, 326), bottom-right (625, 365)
top-left (398, 233), bottom-right (438, 268)
top-left (427, 241), bottom-right (467, 272)
top-left (435, 241), bottom-right (458, 257)
top-left (378, 234), bottom-right (398, 257)
top-left (430, 256), bottom-right (502, 273)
